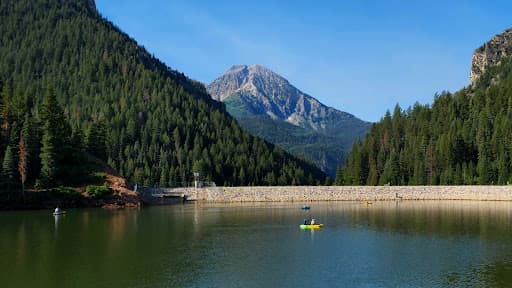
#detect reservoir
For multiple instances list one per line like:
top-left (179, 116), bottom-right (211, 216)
top-left (2, 201), bottom-right (512, 287)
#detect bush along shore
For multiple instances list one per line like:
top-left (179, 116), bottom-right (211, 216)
top-left (0, 189), bottom-right (140, 210)
top-left (0, 174), bottom-right (141, 210)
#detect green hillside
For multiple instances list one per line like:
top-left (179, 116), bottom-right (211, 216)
top-left (341, 57), bottom-right (512, 185)
top-left (225, 93), bottom-right (348, 176)
top-left (0, 0), bottom-right (327, 193)
top-left (219, 74), bottom-right (370, 178)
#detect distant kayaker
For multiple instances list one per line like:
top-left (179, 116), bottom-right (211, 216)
top-left (311, 219), bottom-right (316, 225)
top-left (54, 207), bottom-right (60, 213)
top-left (303, 219), bottom-right (309, 225)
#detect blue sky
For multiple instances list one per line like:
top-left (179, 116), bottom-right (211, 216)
top-left (96, 0), bottom-right (512, 122)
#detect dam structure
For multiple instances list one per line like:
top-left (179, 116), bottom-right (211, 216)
top-left (149, 186), bottom-right (512, 202)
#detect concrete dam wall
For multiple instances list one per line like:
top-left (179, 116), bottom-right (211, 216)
top-left (176, 186), bottom-right (512, 202)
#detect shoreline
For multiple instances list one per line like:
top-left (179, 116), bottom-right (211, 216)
top-left (0, 193), bottom-right (141, 211)
top-left (5, 185), bottom-right (512, 210)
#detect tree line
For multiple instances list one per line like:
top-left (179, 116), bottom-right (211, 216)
top-left (0, 84), bottom-right (99, 200)
top-left (0, 0), bottom-right (327, 197)
top-left (340, 57), bottom-right (512, 186)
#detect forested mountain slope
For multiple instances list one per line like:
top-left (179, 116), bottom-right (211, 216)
top-left (342, 29), bottom-right (512, 186)
top-left (207, 64), bottom-right (370, 177)
top-left (0, 0), bottom-right (326, 188)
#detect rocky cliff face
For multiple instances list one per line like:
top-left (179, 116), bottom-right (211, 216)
top-left (207, 64), bottom-right (366, 132)
top-left (470, 29), bottom-right (512, 86)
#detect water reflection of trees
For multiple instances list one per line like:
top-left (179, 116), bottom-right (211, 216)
top-left (348, 201), bottom-right (512, 240)
top-left (441, 258), bottom-right (512, 287)
top-left (344, 200), bottom-right (512, 287)
top-left (0, 208), bottom-right (206, 288)
top-left (4, 201), bottom-right (512, 287)
top-left (478, 260), bottom-right (512, 287)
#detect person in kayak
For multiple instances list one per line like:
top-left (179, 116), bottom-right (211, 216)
top-left (311, 219), bottom-right (316, 225)
top-left (303, 219), bottom-right (309, 225)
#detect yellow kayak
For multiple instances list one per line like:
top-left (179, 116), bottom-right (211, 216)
top-left (300, 224), bottom-right (323, 229)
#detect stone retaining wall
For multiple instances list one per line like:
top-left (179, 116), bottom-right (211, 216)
top-left (180, 186), bottom-right (512, 202)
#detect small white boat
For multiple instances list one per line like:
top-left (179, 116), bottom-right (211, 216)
top-left (53, 208), bottom-right (65, 216)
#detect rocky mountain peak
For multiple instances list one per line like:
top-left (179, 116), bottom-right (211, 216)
top-left (470, 28), bottom-right (512, 86)
top-left (208, 64), bottom-right (292, 101)
top-left (226, 64), bottom-right (248, 74)
top-left (207, 64), bottom-right (368, 131)
top-left (249, 64), bottom-right (278, 76)
top-left (206, 64), bottom-right (370, 176)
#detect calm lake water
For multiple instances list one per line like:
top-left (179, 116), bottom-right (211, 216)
top-left (2, 201), bottom-right (512, 287)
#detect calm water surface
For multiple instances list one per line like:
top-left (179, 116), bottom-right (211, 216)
top-left (2, 201), bottom-right (512, 287)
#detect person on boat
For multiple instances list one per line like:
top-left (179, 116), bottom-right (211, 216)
top-left (303, 219), bottom-right (309, 225)
top-left (310, 218), bottom-right (316, 225)
top-left (54, 207), bottom-right (60, 213)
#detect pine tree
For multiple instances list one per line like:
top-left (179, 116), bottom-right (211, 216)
top-left (86, 121), bottom-right (107, 160)
top-left (18, 132), bottom-right (27, 201)
top-left (22, 114), bottom-right (40, 185)
top-left (334, 166), bottom-right (344, 185)
top-left (39, 121), bottom-right (56, 187)
top-left (0, 84), bottom-right (12, 153)
top-left (1, 145), bottom-right (17, 192)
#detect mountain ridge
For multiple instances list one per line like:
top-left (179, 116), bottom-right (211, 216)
top-left (207, 64), bottom-right (370, 176)
top-left (0, 0), bottom-right (327, 188)
top-left (208, 64), bottom-right (366, 132)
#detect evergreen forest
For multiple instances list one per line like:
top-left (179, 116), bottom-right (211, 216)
top-left (0, 0), bottom-right (327, 200)
top-left (341, 57), bottom-right (512, 185)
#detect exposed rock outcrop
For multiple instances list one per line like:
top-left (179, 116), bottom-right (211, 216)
top-left (207, 64), bottom-right (368, 132)
top-left (470, 29), bottom-right (512, 86)
top-left (206, 64), bottom-right (370, 176)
